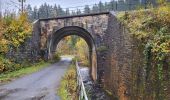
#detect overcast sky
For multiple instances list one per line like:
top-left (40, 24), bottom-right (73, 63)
top-left (1, 0), bottom-right (112, 11)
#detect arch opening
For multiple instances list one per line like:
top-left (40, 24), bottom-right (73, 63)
top-left (48, 26), bottom-right (97, 81)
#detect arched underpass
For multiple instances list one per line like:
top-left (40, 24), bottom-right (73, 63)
top-left (48, 26), bottom-right (97, 81)
top-left (0, 11), bottom-right (140, 99)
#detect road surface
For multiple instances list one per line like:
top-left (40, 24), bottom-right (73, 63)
top-left (0, 57), bottom-right (72, 100)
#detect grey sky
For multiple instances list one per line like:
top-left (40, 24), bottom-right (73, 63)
top-left (1, 0), bottom-right (112, 11)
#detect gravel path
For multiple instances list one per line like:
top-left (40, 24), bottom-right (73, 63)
top-left (0, 57), bottom-right (72, 100)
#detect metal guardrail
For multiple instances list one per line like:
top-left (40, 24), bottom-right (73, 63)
top-left (76, 61), bottom-right (88, 100)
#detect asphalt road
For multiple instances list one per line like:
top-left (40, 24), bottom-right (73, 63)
top-left (0, 57), bottom-right (72, 100)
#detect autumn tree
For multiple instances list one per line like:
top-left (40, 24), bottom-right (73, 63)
top-left (0, 13), bottom-right (32, 54)
top-left (75, 38), bottom-right (89, 66)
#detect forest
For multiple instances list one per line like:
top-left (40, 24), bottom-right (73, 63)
top-left (2, 0), bottom-right (159, 22)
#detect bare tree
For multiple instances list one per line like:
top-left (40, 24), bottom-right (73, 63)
top-left (18, 0), bottom-right (26, 13)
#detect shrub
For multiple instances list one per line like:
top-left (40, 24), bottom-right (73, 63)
top-left (58, 63), bottom-right (78, 100)
top-left (117, 2), bottom-right (170, 99)
top-left (53, 53), bottom-right (61, 61)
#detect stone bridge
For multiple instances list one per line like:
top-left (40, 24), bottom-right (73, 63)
top-left (32, 12), bottom-right (109, 81)
top-left (32, 12), bottom-right (134, 99)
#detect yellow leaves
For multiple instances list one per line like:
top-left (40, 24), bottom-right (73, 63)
top-left (157, 0), bottom-right (167, 5)
top-left (75, 38), bottom-right (89, 61)
top-left (119, 11), bottom-right (151, 40)
top-left (64, 36), bottom-right (71, 41)
top-left (133, 31), bottom-right (149, 40)
top-left (0, 39), bottom-right (9, 53)
top-left (0, 39), bottom-right (8, 44)
top-left (0, 61), bottom-right (5, 72)
top-left (116, 12), bottom-right (126, 21)
top-left (0, 21), bottom-right (3, 38)
top-left (117, 5), bottom-right (170, 40)
top-left (0, 12), bottom-right (32, 54)
top-left (117, 4), bottom-right (170, 64)
top-left (151, 32), bottom-right (170, 54)
top-left (152, 42), bottom-right (169, 53)
top-left (13, 39), bottom-right (20, 47)
top-left (156, 6), bottom-right (170, 24)
top-left (1, 13), bottom-right (32, 49)
top-left (19, 13), bottom-right (28, 23)
top-left (0, 56), bottom-right (15, 73)
top-left (58, 64), bottom-right (77, 100)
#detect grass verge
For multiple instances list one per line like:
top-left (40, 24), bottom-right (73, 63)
top-left (0, 61), bottom-right (50, 83)
top-left (57, 62), bottom-right (78, 100)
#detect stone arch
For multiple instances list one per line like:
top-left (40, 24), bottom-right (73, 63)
top-left (48, 26), bottom-right (97, 81)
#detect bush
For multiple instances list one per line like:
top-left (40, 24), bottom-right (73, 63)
top-left (0, 12), bottom-right (33, 73)
top-left (0, 56), bottom-right (15, 73)
top-left (58, 63), bottom-right (78, 100)
top-left (49, 53), bottom-right (61, 63)
top-left (117, 3), bottom-right (170, 99)
top-left (53, 53), bottom-right (61, 61)
top-left (0, 55), bottom-right (35, 73)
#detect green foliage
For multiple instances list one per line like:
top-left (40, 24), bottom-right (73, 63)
top-left (0, 55), bottom-right (46, 74)
top-left (144, 42), bottom-right (152, 80)
top-left (57, 36), bottom-right (90, 67)
top-left (0, 13), bottom-right (32, 54)
top-left (0, 61), bottom-right (50, 83)
top-left (3, 13), bottom-right (32, 47)
top-left (75, 38), bottom-right (89, 66)
top-left (0, 12), bottom-right (32, 73)
top-left (57, 36), bottom-right (79, 55)
top-left (118, 3), bottom-right (170, 99)
top-left (58, 63), bottom-right (77, 100)
top-left (53, 53), bottom-right (61, 62)
top-left (0, 56), bottom-right (14, 73)
top-left (49, 53), bottom-right (61, 63)
top-left (71, 58), bottom-right (77, 64)
top-left (0, 55), bottom-right (29, 73)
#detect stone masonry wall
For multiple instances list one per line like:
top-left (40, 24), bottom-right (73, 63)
top-left (102, 12), bottom-right (151, 100)
top-left (39, 14), bottom-right (108, 50)
top-left (103, 12), bottom-right (133, 100)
